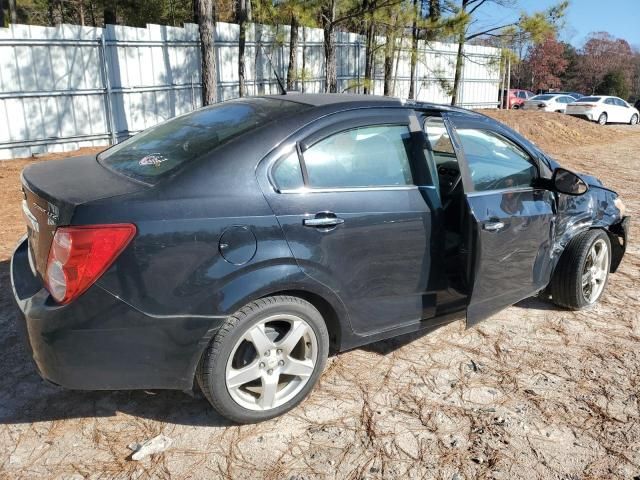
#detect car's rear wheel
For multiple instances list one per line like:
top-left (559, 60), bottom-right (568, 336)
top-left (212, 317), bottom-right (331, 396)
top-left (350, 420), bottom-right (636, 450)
top-left (512, 104), bottom-right (520, 110)
top-left (550, 230), bottom-right (611, 310)
top-left (598, 112), bottom-right (608, 125)
top-left (630, 114), bottom-right (638, 126)
top-left (196, 296), bottom-right (329, 423)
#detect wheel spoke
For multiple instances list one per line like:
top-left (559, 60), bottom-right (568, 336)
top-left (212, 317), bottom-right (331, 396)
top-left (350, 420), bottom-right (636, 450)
top-left (595, 246), bottom-right (606, 266)
top-left (277, 320), bottom-right (309, 354)
top-left (259, 373), bottom-right (279, 409)
top-left (227, 362), bottom-right (261, 389)
top-left (246, 324), bottom-right (274, 354)
top-left (582, 271), bottom-right (591, 286)
top-left (282, 357), bottom-right (314, 378)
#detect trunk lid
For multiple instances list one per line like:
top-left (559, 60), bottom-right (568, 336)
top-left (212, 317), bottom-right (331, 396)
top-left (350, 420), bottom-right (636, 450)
top-left (21, 155), bottom-right (146, 278)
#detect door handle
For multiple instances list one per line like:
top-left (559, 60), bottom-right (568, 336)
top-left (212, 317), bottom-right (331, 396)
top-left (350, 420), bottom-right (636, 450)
top-left (303, 214), bottom-right (345, 228)
top-left (483, 220), bottom-right (505, 232)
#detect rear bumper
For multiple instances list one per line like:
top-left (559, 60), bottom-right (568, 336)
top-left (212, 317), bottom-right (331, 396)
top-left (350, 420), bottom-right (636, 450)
top-left (11, 237), bottom-right (223, 391)
top-left (567, 113), bottom-right (596, 121)
top-left (609, 216), bottom-right (630, 273)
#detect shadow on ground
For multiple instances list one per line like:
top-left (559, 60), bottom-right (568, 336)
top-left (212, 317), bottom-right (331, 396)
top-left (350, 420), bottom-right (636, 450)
top-left (0, 258), bottom-right (563, 428)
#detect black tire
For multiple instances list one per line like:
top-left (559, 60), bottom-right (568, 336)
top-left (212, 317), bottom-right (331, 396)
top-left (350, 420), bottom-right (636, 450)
top-left (512, 104), bottom-right (520, 110)
top-left (550, 230), bottom-right (611, 310)
top-left (196, 295), bottom-right (329, 424)
top-left (598, 112), bottom-right (608, 125)
top-left (630, 114), bottom-right (638, 126)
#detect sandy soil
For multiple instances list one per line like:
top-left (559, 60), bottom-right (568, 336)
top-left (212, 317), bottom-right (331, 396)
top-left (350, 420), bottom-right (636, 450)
top-left (0, 113), bottom-right (639, 480)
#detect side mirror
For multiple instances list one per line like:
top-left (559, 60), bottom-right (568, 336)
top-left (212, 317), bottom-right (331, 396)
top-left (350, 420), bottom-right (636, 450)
top-left (552, 168), bottom-right (589, 196)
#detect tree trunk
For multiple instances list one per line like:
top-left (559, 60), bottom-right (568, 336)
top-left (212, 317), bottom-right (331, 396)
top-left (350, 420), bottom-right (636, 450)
top-left (79, 0), bottom-right (85, 25)
top-left (286, 13), bottom-right (298, 91)
top-left (237, 0), bottom-right (250, 97)
top-left (197, 0), bottom-right (218, 105)
top-left (8, 0), bottom-right (16, 23)
top-left (450, 35), bottom-right (464, 105)
top-left (88, 0), bottom-right (96, 26)
top-left (301, 27), bottom-right (307, 93)
top-left (383, 13), bottom-right (398, 96)
top-left (321, 0), bottom-right (337, 93)
top-left (450, 0), bottom-right (469, 106)
top-left (425, 0), bottom-right (440, 41)
top-left (103, 0), bottom-right (116, 25)
top-left (408, 0), bottom-right (419, 99)
top-left (0, 0), bottom-right (5, 27)
top-left (364, 21), bottom-right (375, 94)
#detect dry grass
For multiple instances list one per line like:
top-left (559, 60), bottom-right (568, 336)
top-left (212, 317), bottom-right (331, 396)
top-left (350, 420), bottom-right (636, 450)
top-left (0, 114), bottom-right (639, 479)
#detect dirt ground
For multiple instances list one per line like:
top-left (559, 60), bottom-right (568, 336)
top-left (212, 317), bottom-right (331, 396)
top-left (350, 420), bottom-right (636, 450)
top-left (0, 112), bottom-right (639, 480)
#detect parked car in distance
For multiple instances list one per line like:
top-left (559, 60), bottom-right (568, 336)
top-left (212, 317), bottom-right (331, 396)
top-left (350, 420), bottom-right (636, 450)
top-left (522, 94), bottom-right (577, 113)
top-left (503, 89), bottom-right (535, 109)
top-left (566, 95), bottom-right (640, 125)
top-left (634, 99), bottom-right (640, 112)
top-left (537, 90), bottom-right (584, 100)
top-left (12, 94), bottom-right (629, 424)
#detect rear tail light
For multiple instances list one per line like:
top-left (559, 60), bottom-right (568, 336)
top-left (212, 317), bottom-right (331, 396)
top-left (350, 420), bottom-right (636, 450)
top-left (45, 224), bottom-right (136, 304)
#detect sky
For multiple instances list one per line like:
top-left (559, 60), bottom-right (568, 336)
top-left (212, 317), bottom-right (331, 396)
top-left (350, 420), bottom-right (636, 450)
top-left (478, 0), bottom-right (639, 48)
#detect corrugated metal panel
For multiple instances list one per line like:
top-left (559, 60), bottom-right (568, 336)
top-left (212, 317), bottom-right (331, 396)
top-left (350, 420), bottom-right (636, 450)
top-left (0, 22), bottom-right (501, 160)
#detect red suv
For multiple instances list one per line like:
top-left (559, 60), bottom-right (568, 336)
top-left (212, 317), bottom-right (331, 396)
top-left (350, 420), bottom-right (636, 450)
top-left (503, 89), bottom-right (535, 109)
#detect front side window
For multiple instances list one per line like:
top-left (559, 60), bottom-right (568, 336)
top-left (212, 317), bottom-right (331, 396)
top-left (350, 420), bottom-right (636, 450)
top-left (456, 129), bottom-right (537, 192)
top-left (302, 125), bottom-right (414, 188)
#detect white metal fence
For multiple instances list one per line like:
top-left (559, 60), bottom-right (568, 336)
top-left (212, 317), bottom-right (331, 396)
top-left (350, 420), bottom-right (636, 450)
top-left (0, 22), bottom-right (501, 160)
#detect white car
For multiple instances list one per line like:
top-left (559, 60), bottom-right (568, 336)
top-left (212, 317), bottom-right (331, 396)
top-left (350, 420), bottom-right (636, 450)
top-left (522, 94), bottom-right (576, 113)
top-left (565, 95), bottom-right (640, 125)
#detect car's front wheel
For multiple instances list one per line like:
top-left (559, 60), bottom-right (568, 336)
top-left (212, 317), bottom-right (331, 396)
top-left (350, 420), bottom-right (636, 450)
top-left (196, 296), bottom-right (329, 423)
top-left (550, 230), bottom-right (611, 310)
top-left (597, 112), bottom-right (608, 125)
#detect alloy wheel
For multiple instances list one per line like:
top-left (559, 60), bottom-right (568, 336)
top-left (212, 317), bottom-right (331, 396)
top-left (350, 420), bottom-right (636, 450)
top-left (581, 239), bottom-right (609, 304)
top-left (225, 314), bottom-right (318, 411)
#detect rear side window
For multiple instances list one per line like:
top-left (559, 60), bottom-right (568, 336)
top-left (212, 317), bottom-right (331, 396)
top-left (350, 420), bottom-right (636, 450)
top-left (302, 125), bottom-right (414, 188)
top-left (456, 129), bottom-right (536, 192)
top-left (98, 98), bottom-right (309, 184)
top-left (272, 150), bottom-right (304, 191)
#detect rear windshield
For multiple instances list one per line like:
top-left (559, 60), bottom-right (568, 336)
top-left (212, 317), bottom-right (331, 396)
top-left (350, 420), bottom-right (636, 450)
top-left (98, 98), bottom-right (309, 184)
top-left (531, 95), bottom-right (555, 101)
top-left (576, 97), bottom-right (602, 102)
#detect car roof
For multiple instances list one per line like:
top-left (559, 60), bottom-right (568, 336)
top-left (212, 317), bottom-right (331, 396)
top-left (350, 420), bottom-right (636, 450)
top-left (262, 93), bottom-right (479, 116)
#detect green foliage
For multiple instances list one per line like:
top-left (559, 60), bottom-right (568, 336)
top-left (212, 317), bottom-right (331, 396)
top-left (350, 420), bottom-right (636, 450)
top-left (597, 70), bottom-right (629, 98)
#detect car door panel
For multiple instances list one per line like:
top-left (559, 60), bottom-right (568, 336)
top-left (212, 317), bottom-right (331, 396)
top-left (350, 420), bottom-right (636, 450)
top-left (276, 189), bottom-right (436, 334)
top-left (465, 189), bottom-right (555, 322)
top-left (445, 114), bottom-right (556, 326)
top-left (257, 110), bottom-right (442, 336)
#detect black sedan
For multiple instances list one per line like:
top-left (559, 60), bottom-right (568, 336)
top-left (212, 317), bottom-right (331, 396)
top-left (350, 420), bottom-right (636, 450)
top-left (12, 94), bottom-right (629, 423)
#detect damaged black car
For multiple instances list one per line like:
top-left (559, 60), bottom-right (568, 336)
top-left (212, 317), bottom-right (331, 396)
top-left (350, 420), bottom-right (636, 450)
top-left (12, 94), bottom-right (629, 423)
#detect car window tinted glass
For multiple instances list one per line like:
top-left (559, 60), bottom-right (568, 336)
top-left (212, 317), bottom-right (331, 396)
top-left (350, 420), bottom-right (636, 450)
top-left (532, 95), bottom-right (554, 101)
top-left (577, 97), bottom-right (601, 102)
top-left (615, 98), bottom-right (627, 107)
top-left (303, 125), bottom-right (414, 188)
top-left (424, 116), bottom-right (456, 193)
top-left (272, 150), bottom-right (304, 191)
top-left (457, 129), bottom-right (536, 192)
top-left (98, 98), bottom-right (309, 184)
top-left (518, 91), bottom-right (527, 98)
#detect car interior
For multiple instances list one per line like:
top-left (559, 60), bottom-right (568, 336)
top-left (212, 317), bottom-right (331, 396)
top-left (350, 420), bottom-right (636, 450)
top-left (422, 115), bottom-right (472, 302)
